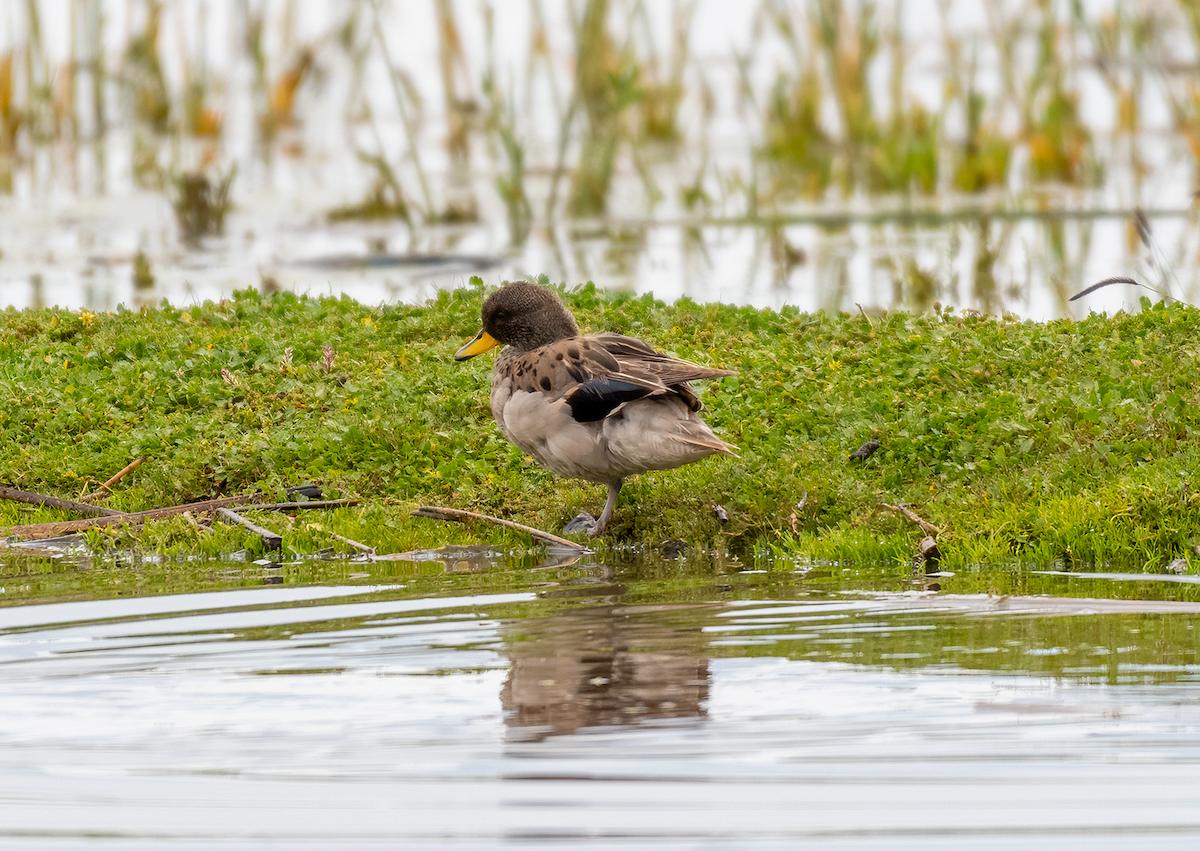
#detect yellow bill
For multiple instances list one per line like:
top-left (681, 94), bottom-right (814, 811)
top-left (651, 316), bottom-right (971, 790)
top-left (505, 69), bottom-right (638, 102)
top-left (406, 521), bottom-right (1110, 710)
top-left (454, 330), bottom-right (499, 361)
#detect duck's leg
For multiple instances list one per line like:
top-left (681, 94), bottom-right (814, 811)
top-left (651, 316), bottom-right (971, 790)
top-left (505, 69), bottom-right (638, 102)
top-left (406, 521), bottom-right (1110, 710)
top-left (589, 479), bottom-right (623, 537)
top-left (562, 479), bottom-right (625, 536)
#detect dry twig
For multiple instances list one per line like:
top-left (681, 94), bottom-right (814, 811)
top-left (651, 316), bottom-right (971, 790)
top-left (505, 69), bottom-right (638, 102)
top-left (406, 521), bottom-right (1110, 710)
top-left (855, 303), bottom-right (875, 330)
top-left (82, 457), bottom-right (146, 501)
top-left (181, 510), bottom-right (211, 532)
top-left (879, 502), bottom-right (943, 537)
top-left (217, 508), bottom-right (283, 551)
top-left (0, 485), bottom-right (125, 518)
top-left (2, 496), bottom-right (358, 541)
top-left (412, 505), bottom-right (586, 550)
top-left (304, 521), bottom-right (375, 554)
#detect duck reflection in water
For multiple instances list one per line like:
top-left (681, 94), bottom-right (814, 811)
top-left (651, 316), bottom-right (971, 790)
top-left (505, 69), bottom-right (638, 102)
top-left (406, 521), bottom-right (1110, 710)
top-left (499, 572), bottom-right (712, 741)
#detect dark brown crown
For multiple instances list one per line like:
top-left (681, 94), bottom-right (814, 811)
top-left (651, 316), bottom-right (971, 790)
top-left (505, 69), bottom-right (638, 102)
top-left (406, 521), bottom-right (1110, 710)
top-left (481, 282), bottom-right (580, 351)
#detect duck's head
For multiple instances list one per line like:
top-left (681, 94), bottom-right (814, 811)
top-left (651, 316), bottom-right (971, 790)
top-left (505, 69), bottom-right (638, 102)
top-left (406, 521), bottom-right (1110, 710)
top-left (455, 282), bottom-right (580, 359)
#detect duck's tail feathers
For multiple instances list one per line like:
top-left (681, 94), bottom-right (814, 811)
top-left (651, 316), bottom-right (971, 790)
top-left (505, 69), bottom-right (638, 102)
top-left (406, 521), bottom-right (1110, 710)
top-left (678, 434), bottom-right (739, 458)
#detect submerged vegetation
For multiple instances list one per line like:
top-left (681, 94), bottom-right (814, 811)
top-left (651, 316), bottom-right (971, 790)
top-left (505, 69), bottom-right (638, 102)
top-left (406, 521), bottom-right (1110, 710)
top-left (2, 280), bottom-right (1198, 569)
top-left (164, 165), bottom-right (238, 245)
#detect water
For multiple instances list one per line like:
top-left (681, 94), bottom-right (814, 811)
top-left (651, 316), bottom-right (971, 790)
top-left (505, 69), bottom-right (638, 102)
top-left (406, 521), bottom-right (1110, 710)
top-left (3, 550), bottom-right (1199, 848)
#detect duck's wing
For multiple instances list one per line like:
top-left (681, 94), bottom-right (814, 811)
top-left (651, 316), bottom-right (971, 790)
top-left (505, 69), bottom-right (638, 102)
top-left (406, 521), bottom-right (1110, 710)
top-left (499, 333), bottom-right (736, 424)
top-left (497, 337), bottom-right (657, 422)
top-left (594, 332), bottom-right (737, 379)
top-left (588, 333), bottom-right (738, 414)
top-left (501, 333), bottom-right (734, 422)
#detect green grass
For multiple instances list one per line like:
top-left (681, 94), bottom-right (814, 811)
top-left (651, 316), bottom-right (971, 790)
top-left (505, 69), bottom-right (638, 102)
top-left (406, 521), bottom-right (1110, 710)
top-left (2, 278), bottom-right (1199, 569)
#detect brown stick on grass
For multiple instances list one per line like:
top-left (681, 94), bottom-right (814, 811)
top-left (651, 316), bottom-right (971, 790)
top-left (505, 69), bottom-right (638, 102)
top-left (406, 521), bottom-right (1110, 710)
top-left (217, 508), bottom-right (283, 552)
top-left (879, 502), bottom-right (943, 537)
top-left (181, 511), bottom-right (211, 532)
top-left (0, 485), bottom-right (125, 518)
top-left (82, 457), bottom-right (146, 501)
top-left (2, 496), bottom-right (359, 542)
top-left (304, 520), bottom-right (376, 554)
top-left (413, 505), bottom-right (586, 550)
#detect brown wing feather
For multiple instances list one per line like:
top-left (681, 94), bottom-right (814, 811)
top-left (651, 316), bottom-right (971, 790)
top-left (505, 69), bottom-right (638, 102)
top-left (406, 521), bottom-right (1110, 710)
top-left (590, 333), bottom-right (738, 386)
top-left (500, 333), bottom-right (736, 418)
top-left (503, 338), bottom-right (663, 396)
top-left (588, 333), bottom-right (736, 413)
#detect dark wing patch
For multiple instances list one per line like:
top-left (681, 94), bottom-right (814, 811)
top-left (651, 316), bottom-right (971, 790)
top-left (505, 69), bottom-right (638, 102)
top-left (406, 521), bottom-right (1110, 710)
top-left (573, 333), bottom-right (736, 414)
top-left (564, 378), bottom-right (653, 422)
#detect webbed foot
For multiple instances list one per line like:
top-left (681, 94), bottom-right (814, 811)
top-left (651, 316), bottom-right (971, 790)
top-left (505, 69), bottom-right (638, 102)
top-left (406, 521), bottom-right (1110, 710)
top-left (563, 512), bottom-right (601, 535)
top-left (563, 482), bottom-right (622, 538)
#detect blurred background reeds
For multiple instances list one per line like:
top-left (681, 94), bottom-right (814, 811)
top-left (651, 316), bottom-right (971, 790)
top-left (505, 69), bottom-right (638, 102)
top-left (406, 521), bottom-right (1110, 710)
top-left (0, 0), bottom-right (1197, 317)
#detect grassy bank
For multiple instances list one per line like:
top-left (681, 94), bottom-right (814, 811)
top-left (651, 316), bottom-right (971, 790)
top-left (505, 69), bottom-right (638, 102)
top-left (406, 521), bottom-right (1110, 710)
top-left (2, 279), bottom-right (1198, 569)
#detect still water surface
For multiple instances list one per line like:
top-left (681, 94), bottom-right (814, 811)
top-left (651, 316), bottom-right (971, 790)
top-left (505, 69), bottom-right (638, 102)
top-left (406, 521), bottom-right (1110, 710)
top-left (2, 551), bottom-right (1199, 848)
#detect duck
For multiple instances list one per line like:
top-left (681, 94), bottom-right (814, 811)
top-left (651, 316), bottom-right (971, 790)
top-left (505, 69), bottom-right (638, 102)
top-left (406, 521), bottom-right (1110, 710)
top-left (455, 281), bottom-right (737, 536)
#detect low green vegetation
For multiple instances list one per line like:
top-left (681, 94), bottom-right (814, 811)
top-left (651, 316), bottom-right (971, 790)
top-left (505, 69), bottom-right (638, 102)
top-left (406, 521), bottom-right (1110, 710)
top-left (1, 278), bottom-right (1198, 570)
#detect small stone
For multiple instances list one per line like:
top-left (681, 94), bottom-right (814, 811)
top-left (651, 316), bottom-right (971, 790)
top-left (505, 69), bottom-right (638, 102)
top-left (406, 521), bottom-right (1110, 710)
top-left (917, 536), bottom-right (940, 573)
top-left (660, 540), bottom-right (687, 559)
top-left (850, 438), bottom-right (881, 461)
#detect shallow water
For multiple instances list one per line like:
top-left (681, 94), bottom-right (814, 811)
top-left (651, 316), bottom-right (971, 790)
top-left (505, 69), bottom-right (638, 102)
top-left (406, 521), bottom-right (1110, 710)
top-left (2, 550), bottom-right (1199, 848)
top-left (6, 189), bottom-right (1195, 322)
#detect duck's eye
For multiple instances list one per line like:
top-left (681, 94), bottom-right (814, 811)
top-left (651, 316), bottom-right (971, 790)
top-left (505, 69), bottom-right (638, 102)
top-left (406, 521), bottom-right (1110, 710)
top-left (494, 309), bottom-right (510, 320)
